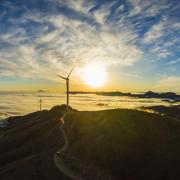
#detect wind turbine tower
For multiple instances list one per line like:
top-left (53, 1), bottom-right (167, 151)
top-left (57, 67), bottom-right (74, 107)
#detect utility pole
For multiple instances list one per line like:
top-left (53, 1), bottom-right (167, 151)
top-left (39, 99), bottom-right (42, 111)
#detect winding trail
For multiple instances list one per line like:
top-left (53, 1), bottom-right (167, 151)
top-left (54, 112), bottom-right (84, 180)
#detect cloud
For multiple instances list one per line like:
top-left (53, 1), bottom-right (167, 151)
top-left (143, 19), bottom-right (166, 44)
top-left (127, 0), bottom-right (171, 18)
top-left (150, 46), bottom-right (172, 58)
top-left (167, 58), bottom-right (180, 65)
top-left (61, 0), bottom-right (95, 14)
top-left (0, 0), bottom-right (179, 84)
top-left (172, 22), bottom-right (180, 30)
top-left (92, 1), bottom-right (117, 24)
top-left (0, 0), bottom-right (143, 81)
top-left (142, 16), bottom-right (179, 59)
top-left (155, 76), bottom-right (180, 92)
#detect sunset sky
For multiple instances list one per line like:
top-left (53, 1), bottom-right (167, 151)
top-left (0, 0), bottom-right (180, 92)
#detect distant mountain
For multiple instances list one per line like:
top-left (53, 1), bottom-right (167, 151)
top-left (70, 91), bottom-right (180, 100)
top-left (143, 91), bottom-right (160, 98)
top-left (96, 91), bottom-right (132, 96)
top-left (141, 91), bottom-right (180, 99)
top-left (70, 91), bottom-right (132, 96)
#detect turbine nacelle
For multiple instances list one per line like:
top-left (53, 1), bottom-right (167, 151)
top-left (57, 67), bottom-right (74, 80)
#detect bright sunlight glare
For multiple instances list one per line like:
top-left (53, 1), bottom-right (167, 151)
top-left (82, 65), bottom-right (107, 88)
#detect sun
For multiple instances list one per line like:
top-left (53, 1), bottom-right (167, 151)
top-left (82, 64), bottom-right (107, 88)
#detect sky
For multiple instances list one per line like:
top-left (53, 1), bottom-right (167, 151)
top-left (0, 0), bottom-right (180, 93)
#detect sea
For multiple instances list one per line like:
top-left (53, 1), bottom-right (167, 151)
top-left (1, 91), bottom-right (179, 121)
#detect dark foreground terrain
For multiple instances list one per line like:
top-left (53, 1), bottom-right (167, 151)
top-left (0, 105), bottom-right (72, 180)
top-left (0, 105), bottom-right (180, 180)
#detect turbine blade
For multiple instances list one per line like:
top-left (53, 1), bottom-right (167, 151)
top-left (67, 67), bottom-right (74, 78)
top-left (57, 75), bottom-right (67, 80)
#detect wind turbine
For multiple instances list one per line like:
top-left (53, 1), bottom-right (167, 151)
top-left (57, 67), bottom-right (74, 107)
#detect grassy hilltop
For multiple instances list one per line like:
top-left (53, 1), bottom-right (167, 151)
top-left (64, 109), bottom-right (180, 179)
top-left (0, 105), bottom-right (180, 179)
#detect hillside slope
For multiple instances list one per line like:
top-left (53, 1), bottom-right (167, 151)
top-left (0, 106), bottom-right (180, 180)
top-left (64, 109), bottom-right (180, 180)
top-left (0, 105), bottom-right (72, 180)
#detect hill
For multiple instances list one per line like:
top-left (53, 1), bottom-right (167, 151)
top-left (0, 105), bottom-right (180, 179)
top-left (0, 105), bottom-right (72, 180)
top-left (64, 108), bottom-right (180, 179)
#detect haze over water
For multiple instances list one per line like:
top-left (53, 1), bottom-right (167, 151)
top-left (0, 91), bottom-right (177, 120)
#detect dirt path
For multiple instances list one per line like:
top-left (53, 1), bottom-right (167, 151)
top-left (54, 113), bottom-right (84, 180)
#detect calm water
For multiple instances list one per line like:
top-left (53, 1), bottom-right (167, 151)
top-left (0, 91), bottom-right (177, 120)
